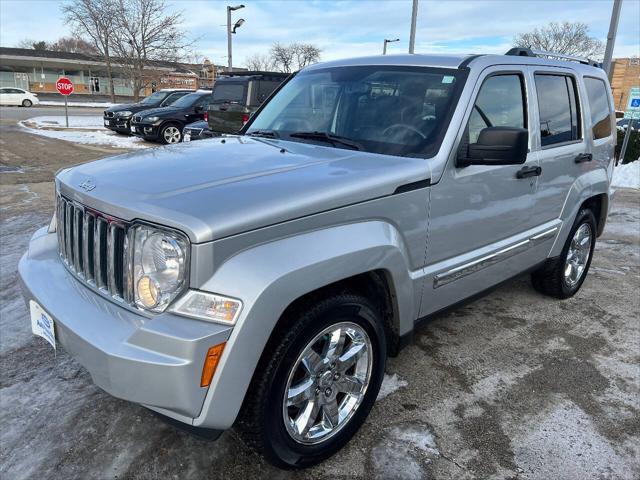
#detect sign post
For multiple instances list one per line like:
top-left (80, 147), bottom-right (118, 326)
top-left (55, 77), bottom-right (74, 128)
top-left (619, 86), bottom-right (640, 164)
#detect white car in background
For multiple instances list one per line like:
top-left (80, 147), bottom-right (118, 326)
top-left (0, 87), bottom-right (39, 107)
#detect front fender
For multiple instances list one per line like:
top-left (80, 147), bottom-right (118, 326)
top-left (192, 220), bottom-right (417, 429)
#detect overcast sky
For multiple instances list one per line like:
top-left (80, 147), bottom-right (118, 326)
top-left (1, 0), bottom-right (638, 67)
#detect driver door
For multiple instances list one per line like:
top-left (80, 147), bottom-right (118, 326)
top-left (421, 66), bottom-right (540, 315)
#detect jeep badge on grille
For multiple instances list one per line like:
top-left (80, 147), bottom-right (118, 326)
top-left (79, 179), bottom-right (96, 191)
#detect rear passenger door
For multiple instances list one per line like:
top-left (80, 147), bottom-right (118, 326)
top-left (529, 69), bottom-right (589, 226)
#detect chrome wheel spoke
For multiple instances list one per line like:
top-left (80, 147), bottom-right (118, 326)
top-left (564, 223), bottom-right (592, 288)
top-left (283, 322), bottom-right (372, 445)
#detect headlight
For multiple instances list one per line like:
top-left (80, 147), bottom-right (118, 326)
top-left (132, 225), bottom-right (188, 312)
top-left (172, 291), bottom-right (242, 325)
top-left (146, 116), bottom-right (160, 122)
top-left (115, 110), bottom-right (132, 117)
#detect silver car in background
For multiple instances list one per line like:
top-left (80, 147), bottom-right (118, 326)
top-left (20, 48), bottom-right (615, 468)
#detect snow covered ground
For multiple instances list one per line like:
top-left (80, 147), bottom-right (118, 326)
top-left (19, 116), bottom-right (150, 150)
top-left (39, 100), bottom-right (114, 108)
top-left (612, 161), bottom-right (640, 189)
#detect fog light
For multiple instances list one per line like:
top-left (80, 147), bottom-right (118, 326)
top-left (200, 343), bottom-right (225, 387)
top-left (137, 275), bottom-right (159, 308)
top-left (171, 290), bottom-right (242, 325)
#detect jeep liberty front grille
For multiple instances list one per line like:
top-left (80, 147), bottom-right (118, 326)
top-left (56, 195), bottom-right (131, 302)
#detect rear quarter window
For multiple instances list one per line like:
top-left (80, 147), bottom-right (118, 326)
top-left (584, 77), bottom-right (612, 140)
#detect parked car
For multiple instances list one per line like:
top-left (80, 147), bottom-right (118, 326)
top-left (183, 119), bottom-right (215, 142)
top-left (20, 49), bottom-right (615, 469)
top-left (616, 118), bottom-right (638, 131)
top-left (129, 90), bottom-right (211, 144)
top-left (103, 89), bottom-right (194, 134)
top-left (208, 71), bottom-right (288, 134)
top-left (0, 87), bottom-right (39, 107)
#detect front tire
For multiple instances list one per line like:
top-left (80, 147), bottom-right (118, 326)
top-left (236, 293), bottom-right (386, 468)
top-left (531, 208), bottom-right (597, 298)
top-left (159, 123), bottom-right (182, 144)
top-left (22, 99), bottom-right (33, 107)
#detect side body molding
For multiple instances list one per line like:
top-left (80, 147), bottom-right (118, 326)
top-left (193, 221), bottom-right (417, 429)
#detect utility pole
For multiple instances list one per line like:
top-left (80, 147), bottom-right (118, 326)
top-left (408, 0), bottom-right (418, 54)
top-left (383, 38), bottom-right (399, 55)
top-left (603, 0), bottom-right (623, 78)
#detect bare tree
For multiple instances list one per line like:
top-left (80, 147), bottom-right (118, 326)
top-left (245, 53), bottom-right (275, 71)
top-left (15, 38), bottom-right (45, 50)
top-left (49, 37), bottom-right (99, 55)
top-left (62, 0), bottom-right (118, 101)
top-left (513, 21), bottom-right (605, 59)
top-left (269, 43), bottom-right (321, 73)
top-left (111, 0), bottom-right (192, 101)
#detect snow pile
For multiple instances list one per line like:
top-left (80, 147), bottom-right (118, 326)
top-left (377, 373), bottom-right (408, 400)
top-left (612, 161), bottom-right (640, 189)
top-left (390, 426), bottom-right (440, 456)
top-left (39, 100), bottom-right (114, 108)
top-left (22, 115), bottom-right (105, 129)
top-left (20, 116), bottom-right (149, 150)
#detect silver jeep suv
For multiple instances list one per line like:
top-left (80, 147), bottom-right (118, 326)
top-left (20, 49), bottom-right (615, 468)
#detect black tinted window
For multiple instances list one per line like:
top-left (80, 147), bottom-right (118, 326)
top-left (535, 74), bottom-right (580, 146)
top-left (162, 92), bottom-right (189, 105)
top-left (584, 77), bottom-right (612, 140)
top-left (468, 74), bottom-right (525, 143)
top-left (212, 83), bottom-right (245, 103)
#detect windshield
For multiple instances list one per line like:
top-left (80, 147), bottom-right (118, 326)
top-left (212, 83), bottom-right (245, 103)
top-left (247, 66), bottom-right (466, 156)
top-left (140, 91), bottom-right (169, 105)
top-left (170, 92), bottom-right (206, 108)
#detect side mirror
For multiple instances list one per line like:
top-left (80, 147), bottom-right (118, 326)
top-left (458, 127), bottom-right (528, 167)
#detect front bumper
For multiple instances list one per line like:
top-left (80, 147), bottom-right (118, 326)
top-left (19, 227), bottom-right (232, 420)
top-left (130, 122), bottom-right (159, 139)
top-left (103, 116), bottom-right (131, 133)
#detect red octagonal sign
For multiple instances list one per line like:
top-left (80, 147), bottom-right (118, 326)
top-left (56, 77), bottom-right (74, 96)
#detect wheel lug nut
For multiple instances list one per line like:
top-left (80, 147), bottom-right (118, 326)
top-left (325, 388), bottom-right (332, 396)
top-left (334, 373), bottom-right (340, 380)
top-left (315, 387), bottom-right (320, 396)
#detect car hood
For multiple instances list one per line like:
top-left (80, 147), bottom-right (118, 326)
top-left (56, 137), bottom-right (430, 243)
top-left (106, 103), bottom-right (158, 113)
top-left (133, 106), bottom-right (180, 118)
top-left (185, 120), bottom-right (209, 130)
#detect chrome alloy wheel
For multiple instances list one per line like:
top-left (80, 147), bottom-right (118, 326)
top-left (283, 322), bottom-right (373, 445)
top-left (163, 126), bottom-right (181, 143)
top-left (564, 223), bottom-right (592, 287)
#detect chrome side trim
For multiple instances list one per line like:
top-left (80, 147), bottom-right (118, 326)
top-left (433, 226), bottom-right (560, 288)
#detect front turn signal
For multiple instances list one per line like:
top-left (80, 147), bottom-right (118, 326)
top-left (200, 343), bottom-right (226, 387)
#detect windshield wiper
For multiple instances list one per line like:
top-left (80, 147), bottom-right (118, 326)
top-left (289, 131), bottom-right (363, 151)
top-left (247, 130), bottom-right (279, 138)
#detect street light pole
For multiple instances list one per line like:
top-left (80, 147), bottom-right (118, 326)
top-left (603, 0), bottom-right (623, 78)
top-left (408, 0), bottom-right (418, 54)
top-left (383, 38), bottom-right (400, 55)
top-left (227, 4), bottom-right (245, 71)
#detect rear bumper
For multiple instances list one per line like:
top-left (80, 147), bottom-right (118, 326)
top-left (19, 227), bottom-right (232, 420)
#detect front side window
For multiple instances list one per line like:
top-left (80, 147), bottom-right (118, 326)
top-left (584, 77), bottom-right (612, 140)
top-left (467, 74), bottom-right (525, 143)
top-left (247, 66), bottom-right (467, 157)
top-left (535, 74), bottom-right (581, 147)
top-left (162, 91), bottom-right (189, 106)
top-left (140, 91), bottom-right (169, 105)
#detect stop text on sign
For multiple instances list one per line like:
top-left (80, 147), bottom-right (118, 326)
top-left (56, 77), bottom-right (74, 96)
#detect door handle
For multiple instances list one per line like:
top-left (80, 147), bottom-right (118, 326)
top-left (575, 153), bottom-right (593, 163)
top-left (516, 166), bottom-right (542, 179)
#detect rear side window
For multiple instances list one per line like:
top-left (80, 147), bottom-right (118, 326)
top-left (535, 74), bottom-right (581, 147)
top-left (468, 74), bottom-right (526, 143)
top-left (584, 77), bottom-right (612, 139)
top-left (212, 83), bottom-right (245, 103)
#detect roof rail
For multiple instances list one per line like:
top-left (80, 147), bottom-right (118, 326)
top-left (504, 47), bottom-right (601, 68)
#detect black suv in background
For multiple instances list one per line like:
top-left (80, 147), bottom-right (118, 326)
top-left (208, 72), bottom-right (288, 134)
top-left (103, 89), bottom-right (194, 134)
top-left (130, 90), bottom-right (211, 144)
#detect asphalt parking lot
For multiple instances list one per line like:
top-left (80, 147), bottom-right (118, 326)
top-left (1, 105), bottom-right (639, 480)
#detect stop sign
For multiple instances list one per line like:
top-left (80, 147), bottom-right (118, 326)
top-left (56, 77), bottom-right (74, 96)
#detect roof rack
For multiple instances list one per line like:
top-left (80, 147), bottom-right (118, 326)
top-left (504, 47), bottom-right (601, 68)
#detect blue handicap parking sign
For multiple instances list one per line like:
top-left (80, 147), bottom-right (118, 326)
top-left (631, 98), bottom-right (640, 108)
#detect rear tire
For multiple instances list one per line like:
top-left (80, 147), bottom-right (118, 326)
top-left (236, 293), bottom-right (386, 469)
top-left (22, 99), bottom-right (32, 107)
top-left (531, 208), bottom-right (597, 299)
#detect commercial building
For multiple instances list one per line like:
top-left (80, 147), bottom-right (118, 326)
top-left (610, 57), bottom-right (640, 113)
top-left (0, 47), bottom-right (227, 98)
